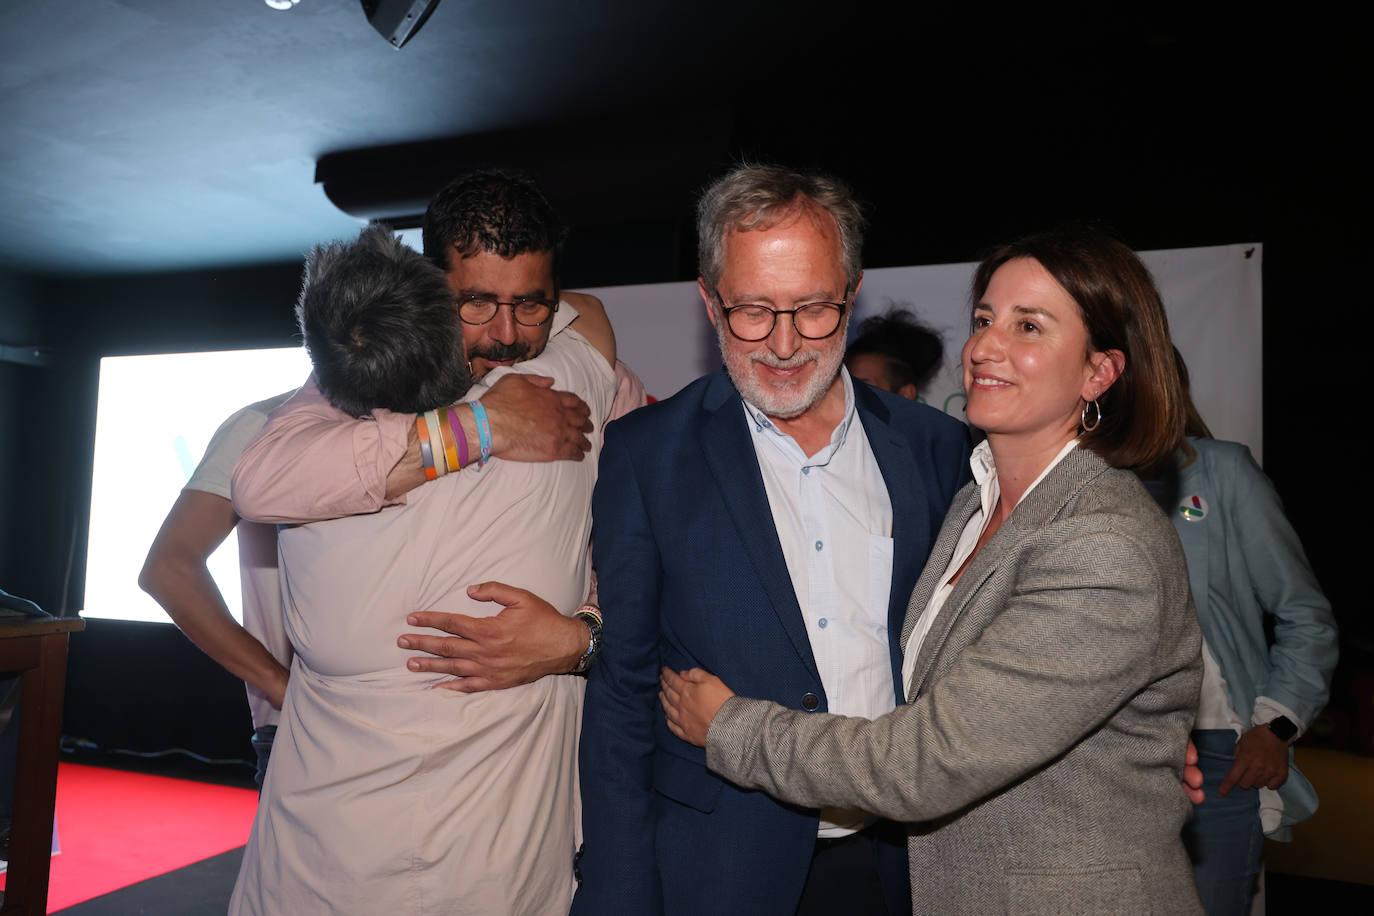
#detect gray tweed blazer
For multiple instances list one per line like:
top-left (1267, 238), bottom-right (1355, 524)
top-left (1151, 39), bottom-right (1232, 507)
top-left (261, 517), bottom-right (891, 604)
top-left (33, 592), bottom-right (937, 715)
top-left (707, 446), bottom-right (1203, 915)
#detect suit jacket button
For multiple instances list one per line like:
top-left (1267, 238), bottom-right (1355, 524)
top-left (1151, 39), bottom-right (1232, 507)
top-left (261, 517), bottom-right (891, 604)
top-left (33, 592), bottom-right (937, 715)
top-left (801, 692), bottom-right (820, 711)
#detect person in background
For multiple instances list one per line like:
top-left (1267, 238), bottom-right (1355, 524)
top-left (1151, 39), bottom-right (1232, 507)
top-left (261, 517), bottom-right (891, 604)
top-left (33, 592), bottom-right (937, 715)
top-left (140, 392), bottom-right (295, 787)
top-left (1165, 351), bottom-right (1338, 916)
top-left (845, 308), bottom-right (944, 401)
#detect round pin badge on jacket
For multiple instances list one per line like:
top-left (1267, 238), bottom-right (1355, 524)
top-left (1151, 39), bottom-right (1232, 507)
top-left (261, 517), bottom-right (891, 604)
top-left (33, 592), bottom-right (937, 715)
top-left (1178, 494), bottom-right (1208, 521)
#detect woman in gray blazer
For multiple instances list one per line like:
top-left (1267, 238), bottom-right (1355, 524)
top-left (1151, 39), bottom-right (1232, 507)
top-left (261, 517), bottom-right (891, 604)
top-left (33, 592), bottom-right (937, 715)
top-left (661, 227), bottom-right (1205, 915)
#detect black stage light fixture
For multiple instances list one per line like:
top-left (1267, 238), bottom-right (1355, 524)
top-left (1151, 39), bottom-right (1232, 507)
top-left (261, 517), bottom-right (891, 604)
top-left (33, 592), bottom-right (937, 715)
top-left (361, 0), bottom-right (441, 49)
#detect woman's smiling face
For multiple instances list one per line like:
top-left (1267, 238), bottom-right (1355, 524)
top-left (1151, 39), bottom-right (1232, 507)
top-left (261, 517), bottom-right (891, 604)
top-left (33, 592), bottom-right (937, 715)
top-left (962, 257), bottom-right (1107, 447)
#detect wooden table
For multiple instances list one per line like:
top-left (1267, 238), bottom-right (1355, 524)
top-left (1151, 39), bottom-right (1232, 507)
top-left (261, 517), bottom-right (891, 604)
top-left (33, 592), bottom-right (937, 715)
top-left (0, 617), bottom-right (83, 916)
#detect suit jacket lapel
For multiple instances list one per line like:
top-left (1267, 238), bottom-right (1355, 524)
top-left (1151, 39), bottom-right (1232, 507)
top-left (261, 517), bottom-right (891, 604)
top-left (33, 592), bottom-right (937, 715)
top-left (901, 482), bottom-right (978, 652)
top-left (697, 372), bottom-right (821, 682)
top-left (1173, 456), bottom-right (1211, 637)
top-left (854, 386), bottom-right (929, 703)
top-left (904, 447), bottom-right (1110, 699)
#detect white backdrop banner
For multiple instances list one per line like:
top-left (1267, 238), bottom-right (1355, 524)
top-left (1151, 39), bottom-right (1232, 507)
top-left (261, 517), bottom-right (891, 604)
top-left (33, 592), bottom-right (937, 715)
top-left (589, 243), bottom-right (1263, 460)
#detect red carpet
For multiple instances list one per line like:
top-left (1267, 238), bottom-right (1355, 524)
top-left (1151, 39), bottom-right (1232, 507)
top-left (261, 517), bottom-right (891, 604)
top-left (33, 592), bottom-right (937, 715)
top-left (0, 762), bottom-right (259, 912)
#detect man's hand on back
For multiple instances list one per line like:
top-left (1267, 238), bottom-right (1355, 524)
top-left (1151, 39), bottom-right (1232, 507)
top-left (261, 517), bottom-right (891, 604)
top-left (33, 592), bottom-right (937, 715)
top-left (398, 582), bottom-right (590, 692)
top-left (484, 374), bottom-right (592, 462)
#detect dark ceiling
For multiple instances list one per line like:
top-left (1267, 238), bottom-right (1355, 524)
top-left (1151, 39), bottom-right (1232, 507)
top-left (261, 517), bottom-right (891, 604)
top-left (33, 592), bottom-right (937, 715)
top-left (1, 0), bottom-right (782, 274)
top-left (0, 2), bottom-right (1364, 277)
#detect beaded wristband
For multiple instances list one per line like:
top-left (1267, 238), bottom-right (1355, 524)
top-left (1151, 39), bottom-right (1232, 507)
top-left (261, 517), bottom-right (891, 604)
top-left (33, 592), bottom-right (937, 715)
top-left (574, 603), bottom-right (603, 628)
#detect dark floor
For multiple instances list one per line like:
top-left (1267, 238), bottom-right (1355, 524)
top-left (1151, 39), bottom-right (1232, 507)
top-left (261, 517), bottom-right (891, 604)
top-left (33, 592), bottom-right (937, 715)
top-left (46, 856), bottom-right (1374, 914)
top-left (54, 848), bottom-right (243, 915)
top-left (1266, 872), bottom-right (1374, 911)
top-left (33, 749), bottom-right (1374, 914)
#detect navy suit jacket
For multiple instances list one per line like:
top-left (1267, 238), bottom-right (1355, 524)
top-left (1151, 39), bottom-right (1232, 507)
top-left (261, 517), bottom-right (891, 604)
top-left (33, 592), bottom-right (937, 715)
top-left (574, 371), bottom-right (970, 916)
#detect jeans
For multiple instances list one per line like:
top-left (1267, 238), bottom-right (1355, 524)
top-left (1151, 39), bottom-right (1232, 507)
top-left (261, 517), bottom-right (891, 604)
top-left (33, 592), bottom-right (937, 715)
top-left (1184, 729), bottom-right (1264, 916)
top-left (251, 725), bottom-right (277, 789)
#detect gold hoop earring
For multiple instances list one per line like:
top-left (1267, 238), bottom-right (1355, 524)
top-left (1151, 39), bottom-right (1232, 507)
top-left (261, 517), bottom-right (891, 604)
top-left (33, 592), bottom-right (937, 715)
top-left (1080, 398), bottom-right (1102, 433)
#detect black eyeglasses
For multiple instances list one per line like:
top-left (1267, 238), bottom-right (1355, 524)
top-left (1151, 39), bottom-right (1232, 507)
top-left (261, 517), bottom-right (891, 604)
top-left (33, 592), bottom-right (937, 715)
top-left (714, 287), bottom-right (848, 342)
top-left (457, 295), bottom-right (558, 327)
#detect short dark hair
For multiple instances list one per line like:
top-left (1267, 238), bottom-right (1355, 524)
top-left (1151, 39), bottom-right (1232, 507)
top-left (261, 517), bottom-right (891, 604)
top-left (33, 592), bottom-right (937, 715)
top-left (696, 164), bottom-right (866, 293)
top-left (422, 168), bottom-right (567, 287)
top-left (297, 224), bottom-right (471, 418)
top-left (846, 308), bottom-right (944, 393)
top-left (970, 226), bottom-right (1185, 474)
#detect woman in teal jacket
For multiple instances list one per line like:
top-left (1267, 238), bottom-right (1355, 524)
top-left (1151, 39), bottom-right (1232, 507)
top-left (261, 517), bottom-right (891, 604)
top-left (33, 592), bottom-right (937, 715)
top-left (1170, 373), bottom-right (1338, 915)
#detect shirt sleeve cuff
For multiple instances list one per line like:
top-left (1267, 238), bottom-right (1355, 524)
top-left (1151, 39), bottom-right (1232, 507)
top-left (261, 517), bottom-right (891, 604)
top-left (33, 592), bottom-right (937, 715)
top-left (360, 408), bottom-right (413, 507)
top-left (1251, 696), bottom-right (1306, 738)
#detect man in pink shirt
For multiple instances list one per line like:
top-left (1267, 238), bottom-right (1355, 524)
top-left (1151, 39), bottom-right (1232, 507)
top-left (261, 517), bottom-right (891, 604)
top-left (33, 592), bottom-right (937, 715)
top-left (232, 168), bottom-right (646, 692)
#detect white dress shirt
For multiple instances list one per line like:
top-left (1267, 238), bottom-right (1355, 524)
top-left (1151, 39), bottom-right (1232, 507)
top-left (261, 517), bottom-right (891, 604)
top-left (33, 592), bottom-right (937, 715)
top-left (742, 369), bottom-right (894, 837)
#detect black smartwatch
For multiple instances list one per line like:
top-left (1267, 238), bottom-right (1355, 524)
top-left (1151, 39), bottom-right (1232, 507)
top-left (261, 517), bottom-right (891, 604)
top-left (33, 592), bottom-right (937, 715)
top-left (1266, 715), bottom-right (1299, 743)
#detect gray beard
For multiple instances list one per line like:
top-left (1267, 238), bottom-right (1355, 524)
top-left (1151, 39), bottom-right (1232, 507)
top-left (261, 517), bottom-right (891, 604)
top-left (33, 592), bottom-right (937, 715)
top-left (715, 321), bottom-right (844, 420)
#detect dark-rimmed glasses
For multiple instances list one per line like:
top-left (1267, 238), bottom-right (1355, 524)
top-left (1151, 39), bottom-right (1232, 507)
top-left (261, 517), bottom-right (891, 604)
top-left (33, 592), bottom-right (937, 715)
top-left (457, 295), bottom-right (558, 327)
top-left (714, 287), bottom-right (848, 342)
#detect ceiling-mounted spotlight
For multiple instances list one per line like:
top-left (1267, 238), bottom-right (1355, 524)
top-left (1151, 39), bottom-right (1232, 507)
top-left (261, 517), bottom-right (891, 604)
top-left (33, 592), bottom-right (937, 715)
top-left (265, 0), bottom-right (301, 9)
top-left (361, 0), bottom-right (442, 49)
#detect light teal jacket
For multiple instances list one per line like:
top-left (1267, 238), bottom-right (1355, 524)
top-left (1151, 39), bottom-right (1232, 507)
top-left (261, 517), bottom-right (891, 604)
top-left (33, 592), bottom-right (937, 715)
top-left (1172, 437), bottom-right (1338, 836)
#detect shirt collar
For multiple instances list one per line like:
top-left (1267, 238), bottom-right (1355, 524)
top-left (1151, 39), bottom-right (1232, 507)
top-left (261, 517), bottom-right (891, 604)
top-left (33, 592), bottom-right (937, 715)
top-left (549, 296), bottom-right (578, 337)
top-left (740, 368), bottom-right (856, 467)
top-left (970, 437), bottom-right (1079, 516)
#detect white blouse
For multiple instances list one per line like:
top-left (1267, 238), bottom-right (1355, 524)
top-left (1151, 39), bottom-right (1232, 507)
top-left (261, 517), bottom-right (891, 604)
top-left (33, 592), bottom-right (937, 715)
top-left (901, 438), bottom-right (1079, 695)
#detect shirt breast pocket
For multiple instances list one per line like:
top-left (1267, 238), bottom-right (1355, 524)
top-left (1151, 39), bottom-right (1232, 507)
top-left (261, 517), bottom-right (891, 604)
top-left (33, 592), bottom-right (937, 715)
top-left (867, 533), bottom-right (895, 633)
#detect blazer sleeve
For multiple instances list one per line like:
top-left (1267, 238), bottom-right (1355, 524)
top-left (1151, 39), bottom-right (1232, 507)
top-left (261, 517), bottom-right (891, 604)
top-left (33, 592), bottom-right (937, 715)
top-left (1219, 445), bottom-right (1337, 725)
top-left (574, 424), bottom-right (664, 915)
top-left (705, 522), bottom-right (1193, 823)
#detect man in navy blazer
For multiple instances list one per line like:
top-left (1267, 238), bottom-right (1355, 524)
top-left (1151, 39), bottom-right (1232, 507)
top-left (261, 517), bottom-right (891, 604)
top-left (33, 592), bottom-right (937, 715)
top-left (574, 165), bottom-right (969, 916)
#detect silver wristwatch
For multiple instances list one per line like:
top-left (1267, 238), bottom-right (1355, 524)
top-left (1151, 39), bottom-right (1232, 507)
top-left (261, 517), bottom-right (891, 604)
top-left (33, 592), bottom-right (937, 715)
top-left (570, 605), bottom-right (602, 674)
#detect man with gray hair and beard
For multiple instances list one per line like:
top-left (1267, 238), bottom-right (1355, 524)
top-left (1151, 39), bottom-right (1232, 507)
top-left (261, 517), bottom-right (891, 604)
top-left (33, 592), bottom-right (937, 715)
top-left (574, 165), bottom-right (970, 916)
